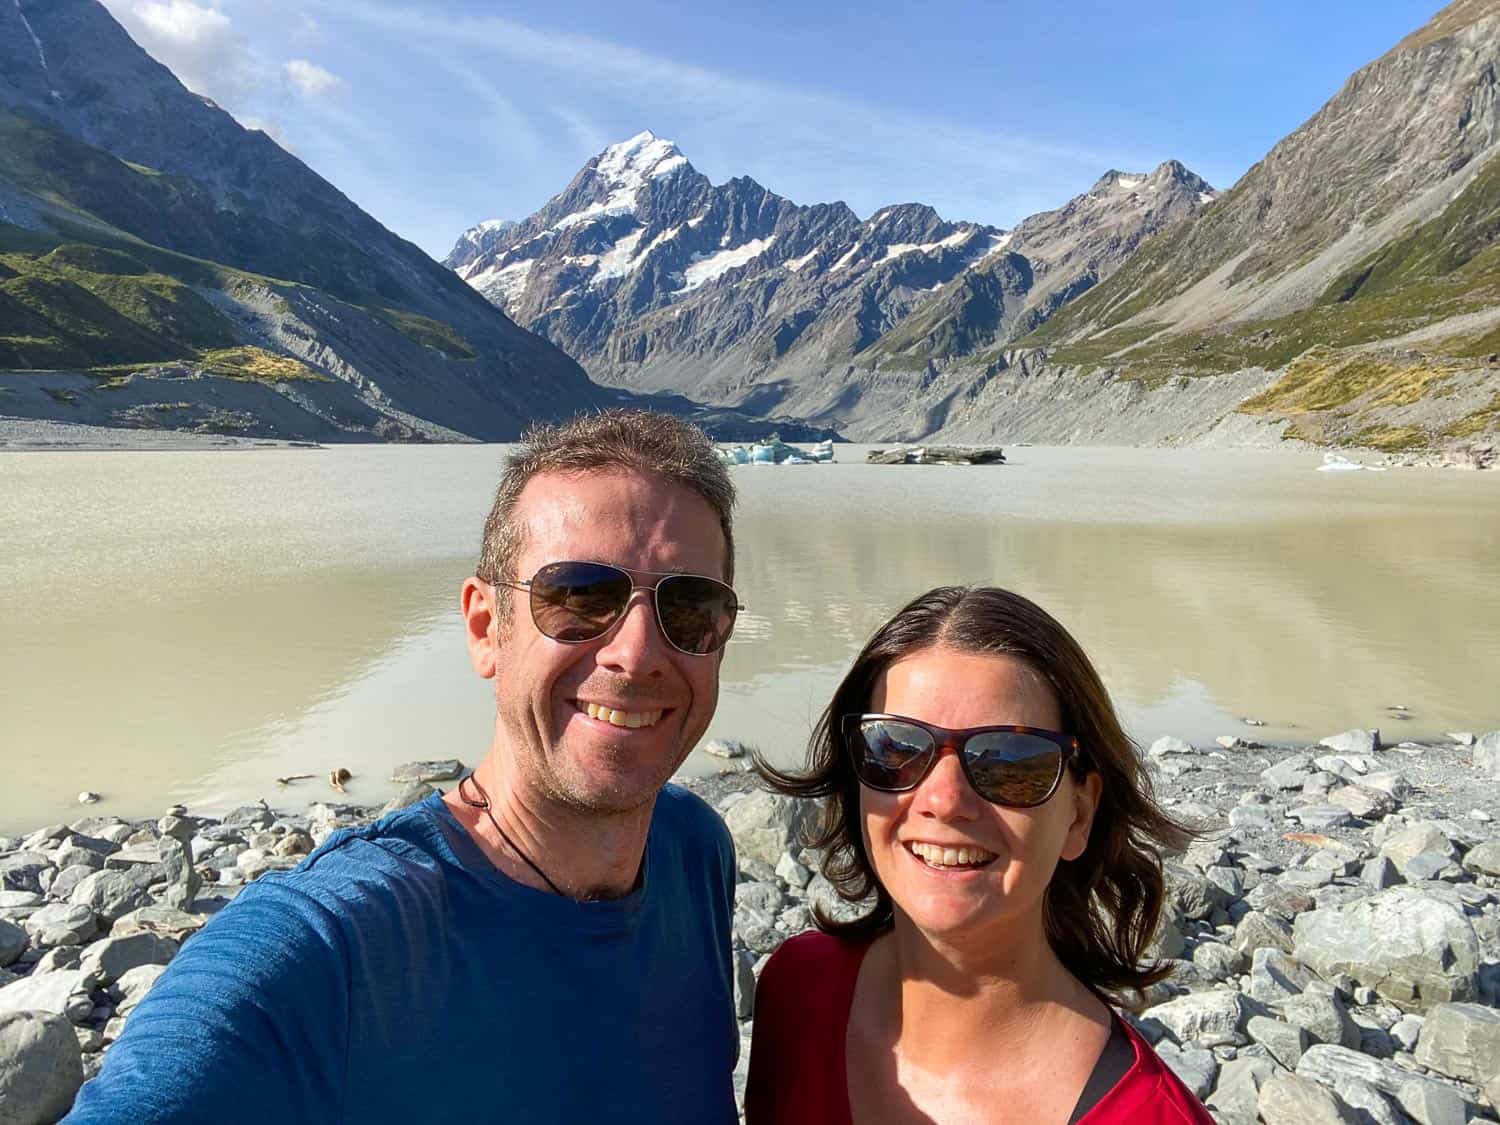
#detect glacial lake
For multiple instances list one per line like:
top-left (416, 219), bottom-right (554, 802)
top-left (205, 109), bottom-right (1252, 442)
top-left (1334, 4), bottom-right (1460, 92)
top-left (2, 443), bottom-right (1498, 833)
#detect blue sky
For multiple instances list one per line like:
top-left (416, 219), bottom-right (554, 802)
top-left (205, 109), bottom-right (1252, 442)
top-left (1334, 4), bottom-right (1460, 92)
top-left (99, 0), bottom-right (1438, 259)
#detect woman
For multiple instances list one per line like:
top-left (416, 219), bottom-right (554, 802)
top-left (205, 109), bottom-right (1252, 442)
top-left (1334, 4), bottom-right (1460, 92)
top-left (746, 586), bottom-right (1211, 1124)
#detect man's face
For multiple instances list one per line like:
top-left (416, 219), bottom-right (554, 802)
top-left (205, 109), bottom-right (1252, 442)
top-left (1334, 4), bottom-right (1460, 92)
top-left (490, 468), bottom-right (729, 814)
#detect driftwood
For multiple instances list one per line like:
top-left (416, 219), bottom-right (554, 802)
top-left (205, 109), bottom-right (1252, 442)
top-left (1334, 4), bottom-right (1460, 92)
top-left (866, 445), bottom-right (1006, 466)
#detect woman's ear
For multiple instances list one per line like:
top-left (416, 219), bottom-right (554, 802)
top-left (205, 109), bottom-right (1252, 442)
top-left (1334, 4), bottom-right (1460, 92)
top-left (1061, 770), bottom-right (1102, 862)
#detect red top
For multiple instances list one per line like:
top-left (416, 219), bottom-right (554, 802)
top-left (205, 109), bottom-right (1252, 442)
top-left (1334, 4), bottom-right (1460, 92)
top-left (746, 931), bottom-right (1215, 1125)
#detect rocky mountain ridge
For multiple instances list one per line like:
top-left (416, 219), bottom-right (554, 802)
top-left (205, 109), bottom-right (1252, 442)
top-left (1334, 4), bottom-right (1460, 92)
top-left (447, 132), bottom-right (1216, 424)
top-left (0, 0), bottom-right (603, 441)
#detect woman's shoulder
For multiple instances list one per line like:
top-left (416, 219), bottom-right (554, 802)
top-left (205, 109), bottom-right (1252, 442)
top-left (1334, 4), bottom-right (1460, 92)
top-left (763, 929), bottom-right (869, 981)
top-left (1079, 1017), bottom-right (1215, 1125)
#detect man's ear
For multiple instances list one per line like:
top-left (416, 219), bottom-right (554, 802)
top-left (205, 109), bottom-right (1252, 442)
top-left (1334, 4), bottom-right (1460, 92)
top-left (462, 577), bottom-right (499, 680)
top-left (1060, 770), bottom-right (1102, 862)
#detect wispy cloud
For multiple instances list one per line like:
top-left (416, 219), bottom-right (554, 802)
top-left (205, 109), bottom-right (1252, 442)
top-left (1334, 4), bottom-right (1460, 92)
top-left (307, 0), bottom-right (1146, 225)
top-left (283, 59), bottom-right (347, 97)
top-left (101, 0), bottom-right (263, 105)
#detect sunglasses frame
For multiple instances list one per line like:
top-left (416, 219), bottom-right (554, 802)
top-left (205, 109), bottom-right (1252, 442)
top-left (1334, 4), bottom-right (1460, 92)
top-left (842, 713), bottom-right (1083, 808)
top-left (496, 560), bottom-right (744, 657)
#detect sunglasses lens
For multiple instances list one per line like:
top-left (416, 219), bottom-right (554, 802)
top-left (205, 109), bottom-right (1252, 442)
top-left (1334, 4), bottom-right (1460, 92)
top-left (849, 720), bottom-right (934, 790)
top-left (656, 574), bottom-right (739, 655)
top-left (963, 732), bottom-right (1065, 807)
top-left (528, 562), bottom-right (632, 642)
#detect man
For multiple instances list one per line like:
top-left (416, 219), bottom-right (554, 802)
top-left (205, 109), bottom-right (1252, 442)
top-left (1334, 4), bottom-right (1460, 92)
top-left (66, 409), bottom-right (743, 1123)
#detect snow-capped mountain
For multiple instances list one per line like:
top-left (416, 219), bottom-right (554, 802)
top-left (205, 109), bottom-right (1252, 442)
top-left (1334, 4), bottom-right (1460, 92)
top-left (446, 131), bottom-right (1216, 420)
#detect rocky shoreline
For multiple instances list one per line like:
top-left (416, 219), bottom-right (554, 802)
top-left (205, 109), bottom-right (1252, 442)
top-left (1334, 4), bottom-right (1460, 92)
top-left (2, 732), bottom-right (1498, 1123)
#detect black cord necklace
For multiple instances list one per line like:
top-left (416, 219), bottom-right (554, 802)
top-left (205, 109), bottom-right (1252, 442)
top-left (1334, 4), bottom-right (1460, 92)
top-left (457, 773), bottom-right (565, 897)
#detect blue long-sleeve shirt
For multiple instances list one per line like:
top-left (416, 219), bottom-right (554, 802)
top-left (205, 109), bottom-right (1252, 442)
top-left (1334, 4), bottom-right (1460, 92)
top-left (65, 787), bottom-right (740, 1124)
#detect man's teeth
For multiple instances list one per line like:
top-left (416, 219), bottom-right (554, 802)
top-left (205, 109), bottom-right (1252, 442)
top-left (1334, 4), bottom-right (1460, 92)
top-left (908, 842), bottom-right (997, 868)
top-left (581, 702), bottom-right (664, 729)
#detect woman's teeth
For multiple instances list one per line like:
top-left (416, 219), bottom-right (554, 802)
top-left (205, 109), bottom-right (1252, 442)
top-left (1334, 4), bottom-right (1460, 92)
top-left (580, 702), bottom-right (664, 729)
top-left (907, 842), bottom-right (997, 869)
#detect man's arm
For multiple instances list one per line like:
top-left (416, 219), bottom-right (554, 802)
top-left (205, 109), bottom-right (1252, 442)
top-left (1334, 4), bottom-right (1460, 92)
top-left (64, 877), bottom-right (351, 1124)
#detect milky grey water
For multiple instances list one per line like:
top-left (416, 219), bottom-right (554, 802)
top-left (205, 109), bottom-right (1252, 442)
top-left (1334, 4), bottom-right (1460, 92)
top-left (2, 444), bottom-right (1498, 832)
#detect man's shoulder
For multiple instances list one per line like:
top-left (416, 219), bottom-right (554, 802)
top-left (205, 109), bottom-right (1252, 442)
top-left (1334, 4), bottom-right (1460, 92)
top-left (654, 782), bottom-right (732, 850)
top-left (226, 795), bottom-right (460, 928)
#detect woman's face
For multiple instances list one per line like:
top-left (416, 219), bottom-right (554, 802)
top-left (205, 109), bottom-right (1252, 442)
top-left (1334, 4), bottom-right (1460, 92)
top-left (861, 646), bottom-right (1100, 946)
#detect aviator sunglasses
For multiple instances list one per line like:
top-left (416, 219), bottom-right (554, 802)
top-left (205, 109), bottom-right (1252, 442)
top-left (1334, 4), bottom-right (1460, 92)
top-left (843, 714), bottom-right (1084, 808)
top-left (498, 560), bottom-right (743, 656)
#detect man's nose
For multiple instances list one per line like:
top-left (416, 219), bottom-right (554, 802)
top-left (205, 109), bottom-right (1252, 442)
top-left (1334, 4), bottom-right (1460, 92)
top-left (911, 747), bottom-right (978, 820)
top-left (594, 589), bottom-right (669, 671)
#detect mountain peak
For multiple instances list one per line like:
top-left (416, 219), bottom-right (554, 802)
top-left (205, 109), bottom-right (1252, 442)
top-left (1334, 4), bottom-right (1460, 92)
top-left (592, 131), bottom-right (688, 183)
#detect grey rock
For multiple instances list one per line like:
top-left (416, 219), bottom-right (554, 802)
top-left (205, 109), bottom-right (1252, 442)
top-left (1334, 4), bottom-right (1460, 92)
top-left (1400, 853), bottom-right (1463, 882)
top-left (1234, 910), bottom-right (1295, 957)
top-left (724, 792), bottom-right (808, 869)
top-left (1362, 855), bottom-right (1402, 889)
top-left (0, 855), bottom-right (51, 896)
top-left (1393, 1080), bottom-right (1469, 1125)
top-left (1329, 785), bottom-right (1400, 819)
top-left (1155, 1040), bottom-right (1219, 1098)
top-left (51, 844), bottom-right (104, 873)
top-left (221, 805), bottom-right (275, 831)
top-left (1461, 839), bottom-right (1500, 876)
top-left (0, 922), bottom-right (24, 969)
top-left (1191, 941), bottom-right (1245, 981)
top-left (1379, 822), bottom-right (1460, 877)
top-left (155, 815), bottom-right (196, 844)
top-left (732, 949), bottom-right (756, 1020)
top-left (1390, 1013), bottom-right (1424, 1052)
top-left (1292, 887), bottom-right (1481, 1010)
top-left (78, 932), bottom-right (178, 986)
top-left (1249, 948), bottom-right (1316, 1004)
top-left (1319, 729), bottom-right (1381, 755)
top-left (1228, 805), bottom-right (1277, 831)
top-left (1472, 730), bottom-right (1500, 778)
top-left (1281, 982), bottom-right (1361, 1049)
top-left (112, 905), bottom-right (204, 945)
top-left (1335, 1078), bottom-right (1412, 1125)
top-left (380, 782), bottom-right (437, 816)
top-left (702, 739), bottom-right (748, 760)
top-left (0, 969), bottom-right (93, 1023)
top-left (1247, 1015), bottom-right (1310, 1069)
top-left (155, 834), bottom-right (200, 912)
top-left (735, 882), bottom-right (784, 922)
top-left (1258, 1072), bottom-right (1359, 1124)
top-left (735, 921), bottom-right (783, 956)
top-left (68, 870), bottom-right (152, 925)
top-left (1297, 1044), bottom-right (1478, 1122)
top-left (1166, 863), bottom-right (1231, 921)
top-left (1262, 755), bottom-right (1316, 791)
top-left (30, 948), bottom-right (80, 976)
top-left (390, 759), bottom-right (464, 784)
top-left (0, 1010), bottom-right (84, 1125)
top-left (112, 963), bottom-right (168, 1017)
top-left (1205, 1054), bottom-right (1277, 1124)
top-left (1287, 805), bottom-right (1357, 831)
top-left (1149, 736), bottom-right (1199, 758)
top-left (1147, 909), bottom-right (1187, 961)
top-left (1412, 1002), bottom-right (1500, 1106)
top-left (1142, 990), bottom-right (1257, 1047)
top-left (21, 904), bottom-right (97, 949)
top-left (774, 852), bottom-right (812, 890)
top-left (272, 830), bottom-right (315, 859)
top-left (805, 874), bottom-right (873, 926)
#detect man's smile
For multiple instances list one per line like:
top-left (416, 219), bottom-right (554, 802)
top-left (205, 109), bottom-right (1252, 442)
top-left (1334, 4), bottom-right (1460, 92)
top-left (575, 700), bottom-right (670, 729)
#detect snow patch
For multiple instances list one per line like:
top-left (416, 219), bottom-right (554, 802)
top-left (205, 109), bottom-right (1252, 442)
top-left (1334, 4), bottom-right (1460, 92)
top-left (590, 228), bottom-right (646, 286)
top-left (830, 243), bottom-right (862, 272)
top-left (14, 0), bottom-right (59, 100)
top-left (468, 259), bottom-right (534, 308)
top-left (1197, 191), bottom-right (1217, 204)
top-left (682, 236), bottom-right (776, 291)
top-left (553, 131), bottom-right (686, 231)
top-left (1115, 175), bottom-right (1145, 190)
top-left (783, 250), bottom-right (818, 273)
top-left (876, 229), bottom-right (978, 264)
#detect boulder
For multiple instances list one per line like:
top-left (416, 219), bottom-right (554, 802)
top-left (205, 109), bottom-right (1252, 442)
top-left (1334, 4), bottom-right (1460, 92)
top-left (0, 1010), bottom-right (84, 1125)
top-left (380, 782), bottom-right (436, 816)
top-left (389, 759), bottom-right (464, 784)
top-left (112, 964), bottom-right (168, 1018)
top-left (1280, 981), bottom-right (1361, 1049)
top-left (1258, 1072), bottom-right (1359, 1125)
top-left (724, 792), bottom-right (807, 869)
top-left (1297, 1044), bottom-right (1478, 1122)
top-left (805, 874), bottom-right (872, 927)
top-left (702, 739), bottom-right (748, 760)
top-left (1154, 1040), bottom-right (1218, 1099)
top-left (1472, 730), bottom-right (1500, 778)
top-left (20, 904), bottom-right (97, 949)
top-left (0, 970), bottom-right (93, 1023)
top-left (1413, 1002), bottom-right (1500, 1106)
top-left (1464, 840), bottom-right (1500, 877)
top-left (155, 834), bottom-right (200, 912)
top-left (1141, 990), bottom-right (1256, 1047)
top-left (1149, 736), bottom-right (1198, 758)
top-left (78, 933), bottom-right (178, 986)
top-left (1247, 1014), bottom-right (1310, 1069)
top-left (1287, 805), bottom-right (1356, 831)
top-left (68, 870), bottom-right (152, 925)
top-left (1262, 755), bottom-right (1316, 790)
top-left (1379, 822), bottom-right (1459, 877)
top-left (1248, 948), bottom-right (1316, 1004)
top-left (111, 906), bottom-right (205, 945)
top-left (1292, 887), bottom-right (1481, 1010)
top-left (0, 922), bottom-right (25, 969)
top-left (1205, 1054), bottom-right (1276, 1124)
top-left (1233, 911), bottom-right (1295, 957)
top-left (732, 949), bottom-right (755, 1020)
top-left (1319, 729), bottom-right (1380, 755)
top-left (0, 855), bottom-right (51, 896)
top-left (1328, 785), bottom-right (1398, 819)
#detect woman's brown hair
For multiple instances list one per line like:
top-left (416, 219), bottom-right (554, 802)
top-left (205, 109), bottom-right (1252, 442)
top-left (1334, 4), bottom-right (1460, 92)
top-left (757, 585), bottom-right (1194, 1000)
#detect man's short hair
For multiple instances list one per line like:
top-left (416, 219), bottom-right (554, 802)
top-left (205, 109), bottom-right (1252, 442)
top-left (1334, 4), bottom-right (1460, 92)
top-left (477, 410), bottom-right (737, 610)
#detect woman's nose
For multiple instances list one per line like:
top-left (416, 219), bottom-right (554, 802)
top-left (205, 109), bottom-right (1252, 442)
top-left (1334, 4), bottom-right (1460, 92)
top-left (910, 746), bottom-right (979, 820)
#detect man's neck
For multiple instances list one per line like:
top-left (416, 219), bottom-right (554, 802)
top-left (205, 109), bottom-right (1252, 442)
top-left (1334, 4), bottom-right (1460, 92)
top-left (444, 756), bottom-right (656, 901)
